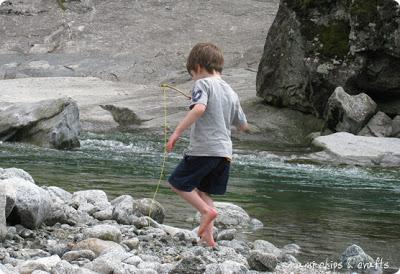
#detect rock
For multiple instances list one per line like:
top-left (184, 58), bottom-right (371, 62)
top-left (309, 132), bottom-right (400, 166)
top-left (71, 190), bottom-right (112, 217)
top-left (1, 171), bottom-right (51, 229)
top-left (253, 240), bottom-right (282, 257)
top-left (195, 202), bottom-right (251, 229)
top-left (257, 0), bottom-right (400, 117)
top-left (72, 238), bottom-right (125, 257)
top-left (83, 224), bottom-right (122, 243)
top-left (53, 260), bottom-right (99, 274)
top-left (324, 87), bottom-right (377, 134)
top-left (0, 97), bottom-right (80, 149)
top-left (340, 244), bottom-right (377, 271)
top-left (359, 111), bottom-right (393, 137)
top-left (170, 255), bottom-right (206, 274)
top-left (133, 198), bottom-right (165, 224)
top-left (43, 186), bottom-right (72, 203)
top-left (111, 195), bottom-right (136, 225)
top-left (247, 250), bottom-right (278, 272)
top-left (204, 260), bottom-right (248, 274)
top-left (17, 255), bottom-right (61, 274)
top-left (87, 250), bottom-right (138, 274)
top-left (121, 238), bottom-right (140, 250)
top-left (217, 229), bottom-right (236, 241)
top-left (218, 240), bottom-right (251, 256)
top-left (0, 185), bottom-right (6, 241)
top-left (61, 250), bottom-right (96, 262)
top-left (392, 116), bottom-right (400, 137)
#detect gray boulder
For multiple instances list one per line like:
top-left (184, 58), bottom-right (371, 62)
top-left (359, 111), bottom-right (393, 137)
top-left (204, 261), bottom-right (248, 274)
top-left (111, 195), bottom-right (136, 225)
top-left (53, 260), bottom-right (99, 274)
top-left (133, 198), bottom-right (165, 224)
top-left (0, 169), bottom-right (51, 229)
top-left (71, 190), bottom-right (112, 219)
top-left (253, 240), bottom-right (282, 257)
top-left (257, 0), bottom-right (400, 117)
top-left (324, 87), bottom-right (377, 134)
top-left (247, 250), bottom-right (278, 272)
top-left (0, 185), bottom-right (6, 241)
top-left (0, 97), bottom-right (80, 149)
top-left (340, 244), bottom-right (378, 271)
top-left (391, 116), bottom-right (400, 137)
top-left (16, 255), bottom-right (61, 274)
top-left (309, 132), bottom-right (400, 166)
top-left (195, 202), bottom-right (251, 229)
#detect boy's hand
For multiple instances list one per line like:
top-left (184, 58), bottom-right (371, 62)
top-left (167, 132), bottom-right (180, 152)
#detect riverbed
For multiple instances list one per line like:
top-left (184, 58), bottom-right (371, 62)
top-left (0, 132), bottom-right (399, 270)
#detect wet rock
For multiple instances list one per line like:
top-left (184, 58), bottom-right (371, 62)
top-left (340, 244), bottom-right (380, 272)
top-left (247, 250), bottom-right (278, 272)
top-left (358, 111), bottom-right (393, 137)
top-left (82, 224), bottom-right (122, 243)
top-left (72, 238), bottom-right (125, 257)
top-left (133, 198), bottom-right (165, 224)
top-left (324, 87), bottom-right (377, 134)
top-left (309, 132), bottom-right (400, 166)
top-left (0, 97), bottom-right (80, 149)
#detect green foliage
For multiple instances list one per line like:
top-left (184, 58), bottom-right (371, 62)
top-left (350, 0), bottom-right (379, 26)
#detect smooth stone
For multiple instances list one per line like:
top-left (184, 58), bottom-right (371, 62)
top-left (72, 238), bottom-right (125, 257)
top-left (83, 224), bottom-right (122, 243)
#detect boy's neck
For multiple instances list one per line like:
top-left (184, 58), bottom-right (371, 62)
top-left (192, 67), bottom-right (221, 81)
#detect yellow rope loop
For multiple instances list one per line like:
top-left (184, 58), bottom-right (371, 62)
top-left (148, 85), bottom-right (169, 223)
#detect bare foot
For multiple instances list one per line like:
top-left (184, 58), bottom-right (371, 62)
top-left (198, 230), bottom-right (216, 247)
top-left (198, 208), bottom-right (218, 236)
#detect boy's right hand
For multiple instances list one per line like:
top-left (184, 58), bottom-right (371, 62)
top-left (166, 132), bottom-right (180, 152)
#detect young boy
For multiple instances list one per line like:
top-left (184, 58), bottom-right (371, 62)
top-left (166, 43), bottom-right (248, 247)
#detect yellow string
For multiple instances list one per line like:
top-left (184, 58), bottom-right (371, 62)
top-left (148, 85), bottom-right (169, 221)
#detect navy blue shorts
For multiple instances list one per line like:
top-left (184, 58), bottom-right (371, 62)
top-left (168, 155), bottom-right (230, 195)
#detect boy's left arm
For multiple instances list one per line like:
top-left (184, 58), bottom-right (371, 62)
top-left (166, 104), bottom-right (206, 152)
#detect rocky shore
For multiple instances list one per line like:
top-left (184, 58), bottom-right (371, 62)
top-left (0, 167), bottom-right (389, 274)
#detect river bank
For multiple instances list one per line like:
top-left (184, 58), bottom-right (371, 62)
top-left (1, 167), bottom-right (394, 274)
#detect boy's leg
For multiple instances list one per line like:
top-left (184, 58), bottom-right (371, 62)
top-left (169, 184), bottom-right (217, 234)
top-left (197, 190), bottom-right (217, 246)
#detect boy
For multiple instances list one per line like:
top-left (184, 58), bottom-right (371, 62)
top-left (166, 43), bottom-right (248, 247)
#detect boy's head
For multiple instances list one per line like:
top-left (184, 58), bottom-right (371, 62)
top-left (186, 43), bottom-right (224, 76)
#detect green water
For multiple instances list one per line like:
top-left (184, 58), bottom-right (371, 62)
top-left (0, 132), bottom-right (399, 270)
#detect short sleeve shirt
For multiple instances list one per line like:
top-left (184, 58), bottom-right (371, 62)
top-left (185, 77), bottom-right (247, 159)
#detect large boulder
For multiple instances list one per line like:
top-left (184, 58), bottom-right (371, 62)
top-left (309, 132), bottom-right (400, 166)
top-left (324, 87), bottom-right (377, 134)
top-left (0, 97), bottom-right (80, 149)
top-left (257, 0), bottom-right (400, 117)
top-left (358, 111), bottom-right (393, 137)
top-left (0, 168), bottom-right (51, 229)
top-left (340, 244), bottom-right (380, 272)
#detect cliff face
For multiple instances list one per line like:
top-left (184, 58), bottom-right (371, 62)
top-left (257, 0), bottom-right (400, 117)
top-left (0, 0), bottom-right (279, 84)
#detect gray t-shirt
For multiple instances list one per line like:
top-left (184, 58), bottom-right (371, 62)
top-left (185, 76), bottom-right (247, 159)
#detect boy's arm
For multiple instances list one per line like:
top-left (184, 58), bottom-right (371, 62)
top-left (166, 104), bottom-right (206, 152)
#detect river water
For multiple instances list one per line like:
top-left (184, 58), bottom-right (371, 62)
top-left (0, 132), bottom-right (399, 270)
